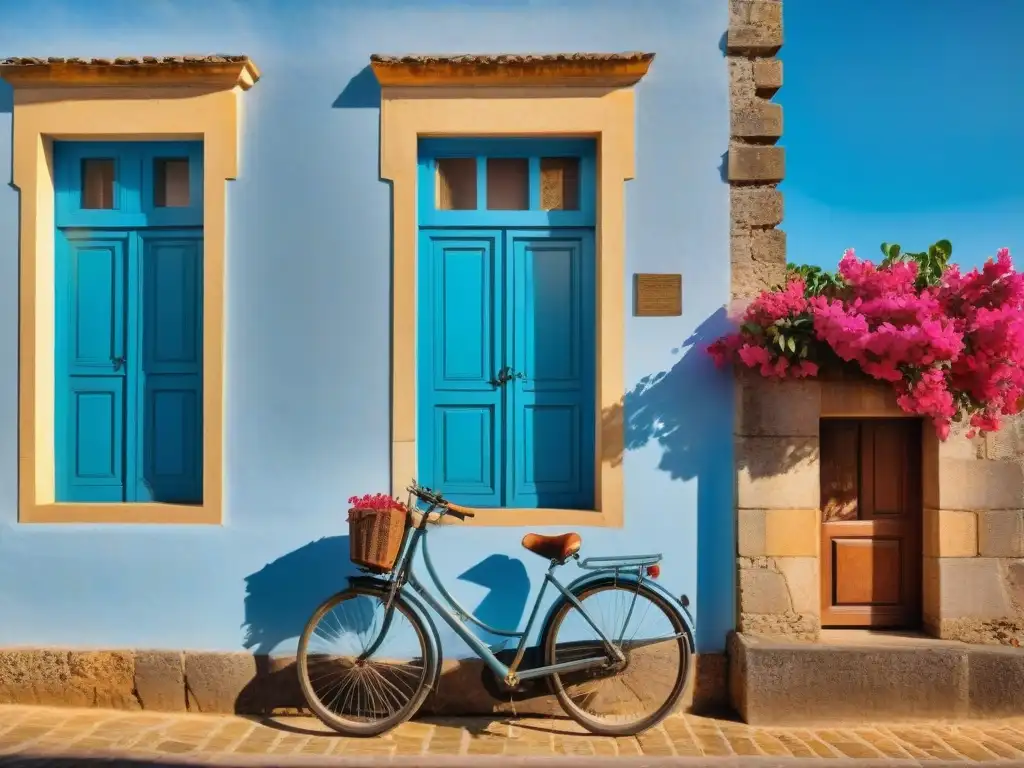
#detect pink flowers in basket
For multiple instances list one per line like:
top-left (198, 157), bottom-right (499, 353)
top-left (347, 493), bottom-right (407, 521)
top-left (708, 241), bottom-right (1024, 440)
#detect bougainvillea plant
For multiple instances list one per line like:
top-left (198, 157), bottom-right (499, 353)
top-left (707, 240), bottom-right (1024, 440)
top-left (347, 493), bottom-right (407, 512)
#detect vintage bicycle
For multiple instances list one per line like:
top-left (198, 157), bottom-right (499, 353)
top-left (297, 482), bottom-right (694, 737)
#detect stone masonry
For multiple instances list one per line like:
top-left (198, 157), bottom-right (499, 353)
top-left (726, 0), bottom-right (809, 639)
top-left (0, 649), bottom-right (727, 717)
top-left (924, 414), bottom-right (1024, 645)
top-left (727, 0), bottom-right (785, 305)
top-left (734, 367), bottom-right (1024, 645)
top-left (735, 375), bottom-right (822, 639)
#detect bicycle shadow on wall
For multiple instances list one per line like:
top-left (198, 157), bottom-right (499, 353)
top-left (237, 536), bottom-right (536, 719)
top-left (237, 535), bottom-right (362, 714)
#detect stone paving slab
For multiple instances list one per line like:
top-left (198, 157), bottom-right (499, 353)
top-left (2, 705), bottom-right (1024, 765)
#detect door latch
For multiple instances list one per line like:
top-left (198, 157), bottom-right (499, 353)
top-left (490, 366), bottom-right (525, 386)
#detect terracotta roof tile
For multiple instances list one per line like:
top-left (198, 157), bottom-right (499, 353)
top-left (369, 52), bottom-right (653, 65)
top-left (0, 55), bottom-right (251, 66)
top-left (369, 52), bottom-right (655, 88)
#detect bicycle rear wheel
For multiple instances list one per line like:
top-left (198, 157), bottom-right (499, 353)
top-left (297, 586), bottom-right (436, 737)
top-left (543, 581), bottom-right (691, 737)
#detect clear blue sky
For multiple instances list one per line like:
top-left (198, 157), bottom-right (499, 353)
top-left (781, 0), bottom-right (1024, 271)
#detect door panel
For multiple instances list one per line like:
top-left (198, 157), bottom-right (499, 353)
top-left (136, 232), bottom-right (204, 503)
top-left (821, 418), bottom-right (922, 627)
top-left (57, 234), bottom-right (129, 502)
top-left (65, 378), bottom-right (127, 501)
top-left (507, 231), bottom-right (595, 509)
top-left (418, 232), bottom-right (503, 506)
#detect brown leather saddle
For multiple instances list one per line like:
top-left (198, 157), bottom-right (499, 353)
top-left (521, 532), bottom-right (582, 562)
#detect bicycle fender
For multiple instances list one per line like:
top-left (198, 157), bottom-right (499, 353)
top-left (539, 571), bottom-right (696, 653)
top-left (347, 576), bottom-right (445, 691)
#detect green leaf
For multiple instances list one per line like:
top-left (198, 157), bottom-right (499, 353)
top-left (799, 343), bottom-right (809, 358)
top-left (787, 336), bottom-right (796, 354)
top-left (775, 333), bottom-right (787, 350)
top-left (741, 322), bottom-right (763, 336)
top-left (935, 239), bottom-right (952, 258)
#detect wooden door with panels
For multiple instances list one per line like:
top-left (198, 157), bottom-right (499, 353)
top-left (820, 418), bottom-right (923, 628)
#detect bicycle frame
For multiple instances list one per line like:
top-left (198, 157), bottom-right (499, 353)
top-left (363, 503), bottom-right (660, 685)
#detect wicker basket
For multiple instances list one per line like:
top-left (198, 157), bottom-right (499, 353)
top-left (348, 506), bottom-right (407, 573)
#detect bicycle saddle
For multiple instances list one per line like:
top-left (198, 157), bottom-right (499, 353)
top-left (521, 532), bottom-right (582, 562)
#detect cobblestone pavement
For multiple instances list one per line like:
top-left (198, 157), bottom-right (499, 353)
top-left (2, 705), bottom-right (1024, 766)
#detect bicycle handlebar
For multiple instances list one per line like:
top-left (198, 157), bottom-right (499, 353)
top-left (445, 502), bottom-right (476, 519)
top-left (407, 483), bottom-right (477, 521)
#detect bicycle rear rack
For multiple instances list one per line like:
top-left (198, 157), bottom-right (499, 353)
top-left (576, 553), bottom-right (662, 570)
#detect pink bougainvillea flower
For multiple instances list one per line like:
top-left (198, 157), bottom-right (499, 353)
top-left (705, 245), bottom-right (1024, 439)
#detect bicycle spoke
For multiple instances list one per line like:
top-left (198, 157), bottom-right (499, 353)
top-left (549, 583), bottom-right (688, 734)
top-left (299, 590), bottom-right (430, 731)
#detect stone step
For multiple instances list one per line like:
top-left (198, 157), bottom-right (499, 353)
top-left (729, 631), bottom-right (1024, 725)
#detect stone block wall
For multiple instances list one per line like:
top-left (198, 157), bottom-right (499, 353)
top-left (727, 0), bottom-right (785, 305)
top-left (728, 0), bottom-right (811, 639)
top-left (735, 376), bottom-right (822, 639)
top-left (923, 416), bottom-right (1024, 645)
top-left (0, 649), bottom-right (729, 716)
top-left (734, 367), bottom-right (1024, 646)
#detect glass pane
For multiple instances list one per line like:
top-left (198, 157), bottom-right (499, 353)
top-left (81, 159), bottom-right (115, 209)
top-left (155, 158), bottom-right (190, 207)
top-left (486, 158), bottom-right (528, 210)
top-left (436, 158), bottom-right (476, 210)
top-left (540, 157), bottom-right (580, 211)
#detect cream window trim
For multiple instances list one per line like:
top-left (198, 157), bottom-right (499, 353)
top-left (376, 56), bottom-right (653, 527)
top-left (3, 61), bottom-right (258, 524)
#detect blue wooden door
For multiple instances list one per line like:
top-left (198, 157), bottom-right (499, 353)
top-left (54, 140), bottom-right (204, 505)
top-left (136, 230), bottom-right (204, 503)
top-left (56, 232), bottom-right (129, 502)
top-left (417, 229), bottom-right (596, 509)
top-left (507, 230), bottom-right (595, 509)
top-left (56, 230), bottom-right (203, 503)
top-left (418, 231), bottom-right (504, 507)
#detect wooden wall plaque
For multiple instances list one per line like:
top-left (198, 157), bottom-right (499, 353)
top-left (634, 273), bottom-right (682, 316)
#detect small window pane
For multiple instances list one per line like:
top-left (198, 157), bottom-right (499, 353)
top-left (436, 158), bottom-right (476, 210)
top-left (81, 159), bottom-right (115, 209)
top-left (486, 158), bottom-right (528, 210)
top-left (155, 158), bottom-right (190, 208)
top-left (540, 157), bottom-right (580, 211)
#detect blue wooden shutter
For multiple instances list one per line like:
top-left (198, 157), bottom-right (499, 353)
top-left (134, 230), bottom-right (204, 503)
top-left (56, 233), bottom-right (130, 502)
top-left (418, 231), bottom-right (504, 507)
top-left (506, 230), bottom-right (596, 509)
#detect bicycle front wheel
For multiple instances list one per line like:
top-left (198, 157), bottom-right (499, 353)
top-left (543, 581), bottom-right (691, 737)
top-left (297, 587), bottom-right (436, 737)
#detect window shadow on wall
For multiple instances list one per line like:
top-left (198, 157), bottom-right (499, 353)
top-left (2, 80), bottom-right (13, 189)
top-left (332, 65), bottom-right (380, 109)
top-left (600, 308), bottom-right (818, 649)
top-left (456, 553), bottom-right (531, 649)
